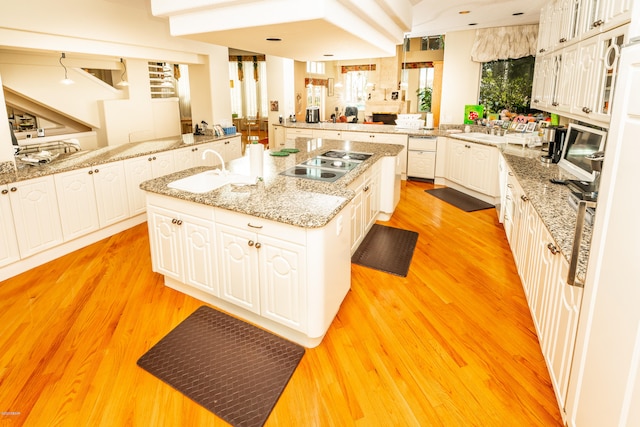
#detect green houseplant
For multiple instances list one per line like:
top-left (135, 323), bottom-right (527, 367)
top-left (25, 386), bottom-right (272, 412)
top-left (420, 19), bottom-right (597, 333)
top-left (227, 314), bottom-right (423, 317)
top-left (416, 87), bottom-right (432, 112)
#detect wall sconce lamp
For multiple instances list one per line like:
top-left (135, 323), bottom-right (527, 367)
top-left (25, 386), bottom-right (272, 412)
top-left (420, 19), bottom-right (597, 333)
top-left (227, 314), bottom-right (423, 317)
top-left (59, 53), bottom-right (74, 85)
top-left (117, 58), bottom-right (129, 87)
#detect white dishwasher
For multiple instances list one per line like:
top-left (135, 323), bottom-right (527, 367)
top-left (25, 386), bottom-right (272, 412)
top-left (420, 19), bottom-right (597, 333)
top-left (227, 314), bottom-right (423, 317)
top-left (407, 136), bottom-right (437, 179)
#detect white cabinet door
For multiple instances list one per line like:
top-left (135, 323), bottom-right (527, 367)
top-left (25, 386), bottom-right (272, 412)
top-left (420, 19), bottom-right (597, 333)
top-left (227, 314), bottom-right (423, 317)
top-left (556, 44), bottom-right (579, 113)
top-left (149, 151), bottom-right (175, 177)
top-left (216, 223), bottom-right (260, 314)
top-left (92, 161), bottom-right (130, 227)
top-left (547, 258), bottom-right (583, 409)
top-left (466, 143), bottom-right (499, 197)
top-left (222, 136), bottom-right (242, 162)
top-left (533, 224), bottom-right (562, 351)
top-left (124, 156), bottom-right (154, 216)
top-left (147, 201), bottom-right (218, 293)
top-left (445, 138), bottom-right (467, 185)
top-left (271, 125), bottom-right (285, 149)
top-left (0, 185), bottom-right (20, 267)
top-left (147, 206), bottom-right (184, 282)
top-left (591, 26), bottom-right (627, 122)
top-left (8, 176), bottom-right (63, 258)
top-left (54, 167), bottom-right (100, 240)
top-left (182, 214), bottom-right (218, 295)
top-left (259, 234), bottom-right (306, 331)
top-left (573, 36), bottom-right (601, 118)
top-left (363, 169), bottom-right (380, 232)
top-left (173, 145), bottom-right (199, 171)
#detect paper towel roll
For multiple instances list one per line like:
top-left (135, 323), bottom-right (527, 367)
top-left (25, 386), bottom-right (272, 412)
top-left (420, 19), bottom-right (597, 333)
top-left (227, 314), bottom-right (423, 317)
top-left (425, 113), bottom-right (434, 129)
top-left (249, 143), bottom-right (264, 179)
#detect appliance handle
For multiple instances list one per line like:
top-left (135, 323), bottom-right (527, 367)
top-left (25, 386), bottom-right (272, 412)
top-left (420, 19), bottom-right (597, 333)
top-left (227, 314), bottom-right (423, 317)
top-left (567, 199), bottom-right (597, 287)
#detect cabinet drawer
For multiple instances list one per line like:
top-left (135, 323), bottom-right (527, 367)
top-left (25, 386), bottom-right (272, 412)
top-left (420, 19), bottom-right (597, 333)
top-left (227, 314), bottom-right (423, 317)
top-left (285, 129), bottom-right (313, 138)
top-left (408, 137), bottom-right (437, 151)
top-left (215, 209), bottom-right (306, 244)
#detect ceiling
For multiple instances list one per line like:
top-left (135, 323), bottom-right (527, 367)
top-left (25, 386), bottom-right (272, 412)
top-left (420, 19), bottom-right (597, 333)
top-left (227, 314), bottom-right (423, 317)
top-left (151, 0), bottom-right (547, 61)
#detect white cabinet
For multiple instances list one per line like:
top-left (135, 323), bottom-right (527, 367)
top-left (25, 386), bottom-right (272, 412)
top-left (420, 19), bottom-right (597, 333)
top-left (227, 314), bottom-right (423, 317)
top-left (285, 128), bottom-right (313, 142)
top-left (216, 209), bottom-right (307, 331)
top-left (173, 144), bottom-right (207, 171)
top-left (347, 161), bottom-right (381, 254)
top-left (124, 151), bottom-right (175, 216)
top-left (546, 257), bottom-right (583, 409)
top-left (532, 0), bottom-right (630, 126)
top-left (55, 161), bottom-right (130, 240)
top-left (147, 199), bottom-right (218, 295)
top-left (0, 185), bottom-right (20, 267)
top-left (446, 138), bottom-right (500, 199)
top-left (577, 0), bottom-right (631, 39)
top-left (271, 124), bottom-right (285, 149)
top-left (7, 176), bottom-right (63, 258)
top-left (501, 158), bottom-right (585, 418)
top-left (213, 136), bottom-right (242, 164)
top-left (312, 129), bottom-right (342, 140)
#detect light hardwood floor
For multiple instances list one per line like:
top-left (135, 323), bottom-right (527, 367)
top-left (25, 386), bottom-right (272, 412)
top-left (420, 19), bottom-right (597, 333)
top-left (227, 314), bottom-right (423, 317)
top-left (0, 180), bottom-right (563, 426)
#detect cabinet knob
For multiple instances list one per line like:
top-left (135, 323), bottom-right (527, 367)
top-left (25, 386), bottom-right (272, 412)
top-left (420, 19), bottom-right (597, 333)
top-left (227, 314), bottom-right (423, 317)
top-left (552, 102), bottom-right (559, 107)
top-left (539, 48), bottom-right (546, 53)
top-left (1, 189), bottom-right (8, 195)
top-left (363, 185), bottom-right (369, 192)
top-left (593, 19), bottom-right (604, 27)
top-left (255, 242), bottom-right (261, 249)
top-left (248, 240), bottom-right (255, 247)
top-left (521, 195), bottom-right (529, 202)
top-left (547, 243), bottom-right (559, 254)
top-left (533, 99), bottom-right (540, 103)
top-left (10, 187), bottom-right (17, 192)
top-left (583, 107), bottom-right (592, 114)
top-left (507, 183), bottom-right (513, 188)
top-left (148, 157), bottom-right (153, 162)
top-left (88, 170), bottom-right (93, 175)
top-left (153, 156), bottom-right (157, 160)
top-left (94, 169), bottom-right (99, 174)
top-left (171, 218), bottom-right (177, 224)
top-left (177, 220), bottom-right (182, 225)
top-left (559, 37), bottom-right (567, 43)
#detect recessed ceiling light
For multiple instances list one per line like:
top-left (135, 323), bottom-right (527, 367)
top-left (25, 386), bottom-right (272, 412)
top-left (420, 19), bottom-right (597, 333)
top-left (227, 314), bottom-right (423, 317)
top-left (468, 23), bottom-right (478, 26)
top-left (266, 37), bottom-right (282, 42)
top-left (512, 12), bottom-right (524, 16)
top-left (459, 10), bottom-right (471, 14)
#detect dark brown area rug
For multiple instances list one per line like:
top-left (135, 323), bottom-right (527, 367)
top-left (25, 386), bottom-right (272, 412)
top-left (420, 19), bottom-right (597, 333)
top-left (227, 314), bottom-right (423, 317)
top-left (425, 187), bottom-right (494, 212)
top-left (351, 224), bottom-right (418, 277)
top-left (137, 306), bottom-right (305, 427)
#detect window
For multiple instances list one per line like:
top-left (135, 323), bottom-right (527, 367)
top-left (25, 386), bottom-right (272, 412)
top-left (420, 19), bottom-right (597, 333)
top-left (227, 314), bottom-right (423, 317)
top-left (479, 56), bottom-right (537, 115)
top-left (344, 70), bottom-right (372, 109)
top-left (306, 61), bottom-right (325, 74)
top-left (229, 59), bottom-right (268, 118)
top-left (421, 36), bottom-right (443, 51)
top-left (417, 67), bottom-right (434, 112)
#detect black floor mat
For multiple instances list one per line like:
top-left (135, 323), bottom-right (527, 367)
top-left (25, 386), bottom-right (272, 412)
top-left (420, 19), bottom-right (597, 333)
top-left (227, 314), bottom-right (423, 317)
top-left (425, 187), bottom-right (494, 212)
top-left (137, 306), bottom-right (305, 427)
top-left (351, 224), bottom-right (418, 277)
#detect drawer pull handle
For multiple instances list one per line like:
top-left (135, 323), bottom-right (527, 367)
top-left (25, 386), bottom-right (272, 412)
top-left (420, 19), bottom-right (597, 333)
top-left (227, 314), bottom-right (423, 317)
top-left (507, 184), bottom-right (513, 188)
top-left (248, 223), bottom-right (263, 229)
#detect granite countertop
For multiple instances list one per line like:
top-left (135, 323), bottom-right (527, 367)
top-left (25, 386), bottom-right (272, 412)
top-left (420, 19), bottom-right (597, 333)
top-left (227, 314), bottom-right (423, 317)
top-left (140, 139), bottom-right (404, 229)
top-left (0, 133), bottom-right (237, 186)
top-left (500, 145), bottom-right (593, 283)
top-left (277, 121), bottom-right (440, 137)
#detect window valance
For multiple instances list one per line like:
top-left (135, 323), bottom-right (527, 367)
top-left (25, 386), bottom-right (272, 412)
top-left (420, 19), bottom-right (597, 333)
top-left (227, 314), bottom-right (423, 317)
top-left (470, 24), bottom-right (538, 62)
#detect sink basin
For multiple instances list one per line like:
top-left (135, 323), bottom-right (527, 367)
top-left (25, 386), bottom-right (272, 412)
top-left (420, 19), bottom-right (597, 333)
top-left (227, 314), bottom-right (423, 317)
top-left (168, 170), bottom-right (256, 193)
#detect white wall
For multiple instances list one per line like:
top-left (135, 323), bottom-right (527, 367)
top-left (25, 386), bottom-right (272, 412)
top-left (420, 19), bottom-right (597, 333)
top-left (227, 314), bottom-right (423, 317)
top-left (440, 30), bottom-right (482, 124)
top-left (0, 75), bottom-right (15, 164)
top-left (266, 56), bottom-right (295, 127)
top-left (0, 0), bottom-right (232, 163)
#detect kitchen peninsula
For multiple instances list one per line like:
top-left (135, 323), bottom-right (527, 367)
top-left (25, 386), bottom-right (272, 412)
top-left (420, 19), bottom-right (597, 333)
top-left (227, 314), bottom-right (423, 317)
top-left (140, 139), bottom-right (404, 347)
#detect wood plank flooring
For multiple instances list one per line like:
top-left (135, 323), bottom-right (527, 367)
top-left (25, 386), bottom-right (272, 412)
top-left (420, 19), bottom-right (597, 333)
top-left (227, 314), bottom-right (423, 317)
top-left (0, 180), bottom-right (563, 426)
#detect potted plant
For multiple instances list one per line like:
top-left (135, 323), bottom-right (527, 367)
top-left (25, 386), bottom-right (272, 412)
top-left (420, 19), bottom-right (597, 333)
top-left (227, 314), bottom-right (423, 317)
top-left (416, 87), bottom-right (432, 112)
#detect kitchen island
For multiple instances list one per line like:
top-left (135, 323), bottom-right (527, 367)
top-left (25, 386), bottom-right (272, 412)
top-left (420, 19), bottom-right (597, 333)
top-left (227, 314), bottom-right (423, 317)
top-left (140, 139), bottom-right (404, 347)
